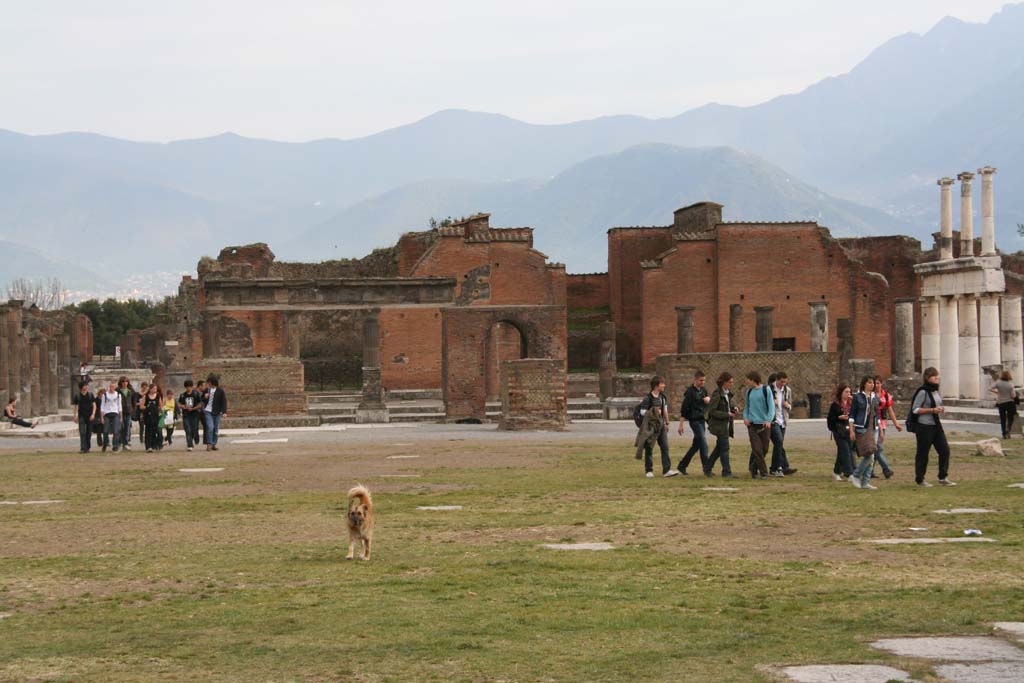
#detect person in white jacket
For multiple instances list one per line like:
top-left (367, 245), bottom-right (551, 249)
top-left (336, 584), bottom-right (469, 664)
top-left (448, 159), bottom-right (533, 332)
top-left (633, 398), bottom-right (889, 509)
top-left (99, 381), bottom-right (123, 452)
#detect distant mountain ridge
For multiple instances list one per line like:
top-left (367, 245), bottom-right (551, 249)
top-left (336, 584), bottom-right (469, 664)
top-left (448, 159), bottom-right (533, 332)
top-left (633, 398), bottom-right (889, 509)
top-left (2, 2), bottom-right (1023, 283)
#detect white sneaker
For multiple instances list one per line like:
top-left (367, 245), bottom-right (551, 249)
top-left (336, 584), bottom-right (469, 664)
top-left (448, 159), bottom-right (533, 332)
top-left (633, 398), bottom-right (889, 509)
top-left (938, 478), bottom-right (958, 486)
top-left (864, 483), bottom-right (878, 490)
top-left (851, 478), bottom-right (862, 489)
top-left (917, 480), bottom-right (933, 487)
top-left (645, 472), bottom-right (655, 478)
top-left (187, 447), bottom-right (193, 452)
top-left (663, 469), bottom-right (680, 478)
top-left (833, 473), bottom-right (844, 481)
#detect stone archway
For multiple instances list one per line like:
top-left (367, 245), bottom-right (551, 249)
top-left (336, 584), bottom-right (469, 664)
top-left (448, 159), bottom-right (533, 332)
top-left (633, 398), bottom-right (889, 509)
top-left (484, 320), bottom-right (528, 401)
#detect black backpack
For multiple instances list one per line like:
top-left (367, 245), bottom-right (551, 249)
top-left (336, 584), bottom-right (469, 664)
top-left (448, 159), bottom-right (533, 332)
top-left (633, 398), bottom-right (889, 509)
top-left (633, 402), bottom-right (644, 428)
top-left (905, 388), bottom-right (934, 433)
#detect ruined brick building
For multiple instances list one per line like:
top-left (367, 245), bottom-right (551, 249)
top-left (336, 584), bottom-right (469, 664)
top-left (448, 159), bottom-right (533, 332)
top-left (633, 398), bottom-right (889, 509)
top-left (136, 196), bottom-right (1024, 421)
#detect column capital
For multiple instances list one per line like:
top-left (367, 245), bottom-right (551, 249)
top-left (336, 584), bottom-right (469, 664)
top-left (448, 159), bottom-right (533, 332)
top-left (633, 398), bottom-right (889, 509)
top-left (977, 166), bottom-right (998, 176)
top-left (957, 171), bottom-right (975, 183)
top-left (937, 177), bottom-right (956, 187)
top-left (894, 297), bottom-right (916, 305)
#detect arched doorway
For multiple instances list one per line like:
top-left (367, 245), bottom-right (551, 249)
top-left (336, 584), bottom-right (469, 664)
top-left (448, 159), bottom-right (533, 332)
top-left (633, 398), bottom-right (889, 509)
top-left (485, 320), bottom-right (528, 401)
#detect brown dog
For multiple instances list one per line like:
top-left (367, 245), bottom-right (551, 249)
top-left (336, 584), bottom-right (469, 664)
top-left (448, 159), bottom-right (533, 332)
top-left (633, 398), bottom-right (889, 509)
top-left (346, 485), bottom-right (373, 560)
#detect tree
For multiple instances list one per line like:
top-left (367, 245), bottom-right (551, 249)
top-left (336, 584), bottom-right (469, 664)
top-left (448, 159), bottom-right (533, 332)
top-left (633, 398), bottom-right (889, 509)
top-left (65, 297), bottom-right (171, 355)
top-left (5, 277), bottom-right (68, 310)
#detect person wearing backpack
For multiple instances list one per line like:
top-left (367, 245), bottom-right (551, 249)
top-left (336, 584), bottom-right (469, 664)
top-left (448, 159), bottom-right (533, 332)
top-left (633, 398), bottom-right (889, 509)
top-left (871, 376), bottom-right (900, 480)
top-left (908, 367), bottom-right (956, 487)
top-left (636, 375), bottom-right (679, 479)
top-left (827, 384), bottom-right (854, 480)
top-left (742, 371), bottom-right (774, 480)
top-left (705, 372), bottom-right (739, 478)
top-left (769, 372), bottom-right (797, 476)
top-left (676, 370), bottom-right (711, 475)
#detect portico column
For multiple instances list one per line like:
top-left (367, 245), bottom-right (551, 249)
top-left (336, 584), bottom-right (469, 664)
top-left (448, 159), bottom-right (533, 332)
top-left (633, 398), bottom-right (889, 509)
top-left (598, 321), bottom-right (616, 400)
top-left (958, 171), bottom-right (975, 257)
top-left (979, 294), bottom-right (1002, 397)
top-left (894, 298), bottom-right (915, 375)
top-left (809, 301), bottom-right (828, 353)
top-left (921, 298), bottom-right (940, 375)
top-left (754, 306), bottom-right (774, 352)
top-left (356, 309), bottom-right (388, 423)
top-left (675, 306), bottom-right (695, 354)
top-left (938, 177), bottom-right (955, 261)
top-left (939, 296), bottom-right (960, 398)
top-left (1001, 295), bottom-right (1024, 384)
top-left (979, 166), bottom-right (997, 256)
top-left (729, 304), bottom-right (743, 352)
top-left (957, 295), bottom-right (980, 399)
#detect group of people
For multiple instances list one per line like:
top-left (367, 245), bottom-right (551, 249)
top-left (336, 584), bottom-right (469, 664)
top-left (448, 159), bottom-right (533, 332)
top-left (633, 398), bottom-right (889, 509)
top-left (635, 370), bottom-right (796, 480)
top-left (73, 375), bottom-right (228, 454)
top-left (634, 367), bottom-right (969, 488)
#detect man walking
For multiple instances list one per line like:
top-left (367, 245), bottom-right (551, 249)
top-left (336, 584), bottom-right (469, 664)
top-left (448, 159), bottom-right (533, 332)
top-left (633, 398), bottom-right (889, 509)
top-left (743, 371), bottom-right (775, 480)
top-left (202, 375), bottom-right (228, 451)
top-left (117, 377), bottom-right (134, 451)
top-left (196, 379), bottom-right (208, 447)
top-left (178, 380), bottom-right (202, 452)
top-left (639, 375), bottom-right (679, 478)
top-left (769, 372), bottom-right (797, 476)
top-left (676, 370), bottom-right (711, 475)
top-left (76, 381), bottom-right (97, 454)
top-left (99, 381), bottom-right (123, 452)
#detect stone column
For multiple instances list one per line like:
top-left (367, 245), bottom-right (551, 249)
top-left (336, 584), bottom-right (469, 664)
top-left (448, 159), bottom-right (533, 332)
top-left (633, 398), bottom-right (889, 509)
top-left (357, 310), bottom-right (388, 423)
top-left (0, 304), bottom-right (8, 399)
top-left (1001, 295), bottom-right (1024, 384)
top-left (6, 304), bottom-right (22, 402)
top-left (201, 315), bottom-right (221, 359)
top-left (958, 171), bottom-right (975, 257)
top-left (598, 321), bottom-right (616, 401)
top-left (979, 294), bottom-right (1002, 400)
top-left (30, 339), bottom-right (43, 417)
top-left (283, 315), bottom-right (301, 358)
top-left (938, 177), bottom-right (955, 261)
top-left (921, 297), bottom-right (940, 375)
top-left (957, 295), bottom-right (980, 399)
top-left (675, 306), bottom-right (695, 354)
top-left (939, 296), bottom-right (960, 398)
top-left (978, 166), bottom-right (997, 256)
top-left (837, 318), bottom-right (853, 373)
top-left (894, 298), bottom-right (916, 375)
top-left (45, 338), bottom-right (58, 415)
top-left (729, 304), bottom-right (743, 352)
top-left (808, 302), bottom-right (828, 353)
top-left (56, 332), bottom-right (71, 408)
top-left (754, 306), bottom-right (773, 352)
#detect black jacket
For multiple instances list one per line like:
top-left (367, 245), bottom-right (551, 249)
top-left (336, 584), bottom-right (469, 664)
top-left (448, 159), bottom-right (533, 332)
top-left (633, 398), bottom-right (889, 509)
top-left (680, 385), bottom-right (708, 422)
top-left (206, 387), bottom-right (228, 416)
top-left (826, 401), bottom-right (850, 440)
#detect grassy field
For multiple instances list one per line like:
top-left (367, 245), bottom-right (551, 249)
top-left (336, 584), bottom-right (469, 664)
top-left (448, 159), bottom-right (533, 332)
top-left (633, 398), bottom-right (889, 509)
top-left (1, 430), bottom-right (1022, 682)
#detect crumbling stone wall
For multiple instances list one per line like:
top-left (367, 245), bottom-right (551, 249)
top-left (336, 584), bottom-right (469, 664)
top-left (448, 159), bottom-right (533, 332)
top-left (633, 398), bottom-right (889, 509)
top-left (498, 359), bottom-right (567, 431)
top-left (655, 351), bottom-right (840, 417)
top-left (192, 357), bottom-right (307, 417)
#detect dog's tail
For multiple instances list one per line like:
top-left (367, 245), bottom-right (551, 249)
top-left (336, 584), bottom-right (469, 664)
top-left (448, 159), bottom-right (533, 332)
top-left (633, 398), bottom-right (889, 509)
top-left (348, 484), bottom-right (372, 510)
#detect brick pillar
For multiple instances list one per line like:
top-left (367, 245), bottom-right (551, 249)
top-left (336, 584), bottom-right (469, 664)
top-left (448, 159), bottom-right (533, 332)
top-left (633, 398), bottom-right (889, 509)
top-left (357, 311), bottom-right (388, 423)
top-left (598, 321), bottom-right (616, 401)
top-left (284, 314), bottom-right (301, 358)
top-left (30, 339), bottom-right (43, 417)
top-left (808, 302), bottom-right (828, 353)
top-left (675, 306), bottom-right (695, 354)
top-left (0, 304), bottom-right (8, 399)
top-left (45, 337), bottom-right (58, 415)
top-left (202, 315), bottom-right (221, 359)
top-left (729, 304), bottom-right (743, 352)
top-left (57, 332), bottom-right (71, 408)
top-left (754, 306), bottom-right (774, 352)
top-left (837, 318), bottom-right (853, 377)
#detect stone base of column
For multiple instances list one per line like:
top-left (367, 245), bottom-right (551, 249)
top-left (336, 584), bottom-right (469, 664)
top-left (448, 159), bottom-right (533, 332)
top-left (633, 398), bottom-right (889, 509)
top-left (355, 407), bottom-right (390, 424)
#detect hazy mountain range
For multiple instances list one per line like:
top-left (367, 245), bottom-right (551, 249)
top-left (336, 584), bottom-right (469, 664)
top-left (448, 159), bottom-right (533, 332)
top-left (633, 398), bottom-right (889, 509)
top-left (2, 3), bottom-right (1022, 291)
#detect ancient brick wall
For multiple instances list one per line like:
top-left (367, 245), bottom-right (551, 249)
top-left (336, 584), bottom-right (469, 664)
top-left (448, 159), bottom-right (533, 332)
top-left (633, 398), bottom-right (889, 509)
top-left (397, 230), bottom-right (439, 276)
top-left (655, 352), bottom-right (840, 417)
top-left (0, 304), bottom-right (81, 417)
top-left (498, 359), bottom-right (567, 431)
top-left (219, 310), bottom-right (287, 357)
top-left (673, 202), bottom-right (723, 234)
top-left (567, 274), bottom-right (609, 309)
top-left (443, 306), bottom-right (567, 420)
top-left (607, 227), bottom-right (676, 368)
top-left (192, 358), bottom-right (307, 417)
top-left (380, 307), bottom-right (444, 390)
top-left (641, 240), bottom-right (717, 365)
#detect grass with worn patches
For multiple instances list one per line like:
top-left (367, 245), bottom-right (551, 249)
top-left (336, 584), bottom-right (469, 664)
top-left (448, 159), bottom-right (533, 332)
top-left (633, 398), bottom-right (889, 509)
top-left (0, 431), bottom-right (1022, 682)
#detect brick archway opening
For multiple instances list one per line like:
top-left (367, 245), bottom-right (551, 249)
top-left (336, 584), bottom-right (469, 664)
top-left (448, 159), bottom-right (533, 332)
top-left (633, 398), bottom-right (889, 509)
top-left (485, 320), bottom-right (528, 401)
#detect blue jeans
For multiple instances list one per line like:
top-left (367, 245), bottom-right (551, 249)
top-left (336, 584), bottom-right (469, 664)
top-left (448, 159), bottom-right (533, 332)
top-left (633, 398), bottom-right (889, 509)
top-left (706, 434), bottom-right (731, 475)
top-left (102, 413), bottom-right (121, 449)
top-left (120, 414), bottom-right (132, 446)
top-left (78, 418), bottom-right (92, 452)
top-left (870, 426), bottom-right (892, 476)
top-left (643, 427), bottom-right (670, 474)
top-left (770, 422), bottom-right (789, 471)
top-left (678, 420), bottom-right (709, 473)
top-left (203, 412), bottom-right (222, 447)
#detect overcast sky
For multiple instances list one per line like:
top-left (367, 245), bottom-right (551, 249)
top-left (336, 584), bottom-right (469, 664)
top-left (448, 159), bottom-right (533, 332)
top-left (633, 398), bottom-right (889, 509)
top-left (0, 1), bottom-right (1013, 142)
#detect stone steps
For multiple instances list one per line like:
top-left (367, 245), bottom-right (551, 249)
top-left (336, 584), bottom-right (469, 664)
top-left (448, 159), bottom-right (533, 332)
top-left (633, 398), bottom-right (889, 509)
top-left (943, 406), bottom-right (1000, 424)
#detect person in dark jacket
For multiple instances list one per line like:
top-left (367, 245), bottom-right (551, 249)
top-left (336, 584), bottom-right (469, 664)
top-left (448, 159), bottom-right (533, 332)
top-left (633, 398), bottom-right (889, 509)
top-left (705, 372), bottom-right (739, 478)
top-left (910, 367), bottom-right (956, 487)
top-left (178, 380), bottom-right (203, 452)
top-left (202, 375), bottom-right (228, 451)
top-left (117, 377), bottom-right (134, 451)
top-left (827, 384), bottom-right (854, 480)
top-left (142, 384), bottom-right (163, 453)
top-left (676, 370), bottom-right (711, 475)
top-left (848, 376), bottom-right (879, 490)
top-left (637, 375), bottom-right (677, 478)
top-left (75, 382), bottom-right (97, 453)
top-left (634, 402), bottom-right (665, 460)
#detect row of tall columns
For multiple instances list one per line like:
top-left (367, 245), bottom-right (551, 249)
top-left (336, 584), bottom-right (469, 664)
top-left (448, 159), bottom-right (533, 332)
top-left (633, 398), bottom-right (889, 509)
top-left (1001, 296), bottom-right (1024, 382)
top-left (938, 297), bottom-right (961, 397)
top-left (674, 302), bottom-right (831, 356)
top-left (980, 167), bottom-right (997, 257)
top-left (945, 167), bottom-right (997, 259)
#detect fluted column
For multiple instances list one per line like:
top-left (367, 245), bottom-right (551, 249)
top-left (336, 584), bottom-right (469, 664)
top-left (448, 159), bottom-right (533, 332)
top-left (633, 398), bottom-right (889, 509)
top-left (958, 295), bottom-right (980, 399)
top-left (1001, 295), bottom-right (1024, 384)
top-left (979, 166), bottom-right (997, 256)
top-left (921, 297), bottom-right (941, 376)
top-left (939, 296), bottom-right (960, 398)
top-left (979, 294), bottom-right (1002, 397)
top-left (958, 171), bottom-right (975, 257)
top-left (938, 177), bottom-right (955, 261)
top-left (894, 298), bottom-right (915, 375)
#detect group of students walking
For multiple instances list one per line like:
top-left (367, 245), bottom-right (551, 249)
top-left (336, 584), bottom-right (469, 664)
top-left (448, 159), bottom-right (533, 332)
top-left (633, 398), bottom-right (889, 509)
top-left (73, 375), bottom-right (228, 454)
top-left (634, 366), bottom-right (971, 488)
top-left (635, 370), bottom-right (797, 480)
